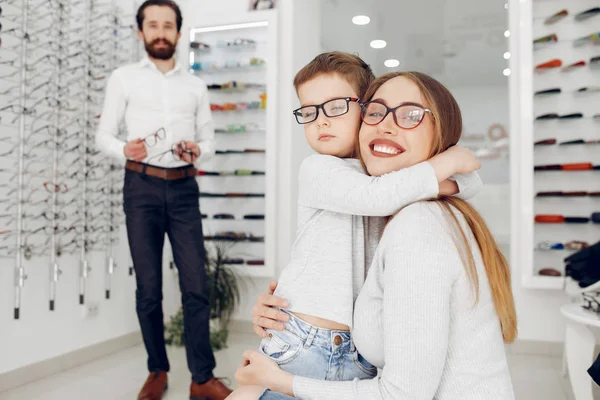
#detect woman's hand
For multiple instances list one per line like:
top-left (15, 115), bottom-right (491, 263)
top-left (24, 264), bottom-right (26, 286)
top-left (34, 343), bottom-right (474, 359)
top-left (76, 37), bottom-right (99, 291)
top-left (252, 281), bottom-right (290, 338)
top-left (235, 350), bottom-right (294, 396)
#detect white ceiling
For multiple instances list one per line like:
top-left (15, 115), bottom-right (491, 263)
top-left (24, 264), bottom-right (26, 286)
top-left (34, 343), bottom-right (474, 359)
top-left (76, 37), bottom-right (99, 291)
top-left (320, 0), bottom-right (510, 87)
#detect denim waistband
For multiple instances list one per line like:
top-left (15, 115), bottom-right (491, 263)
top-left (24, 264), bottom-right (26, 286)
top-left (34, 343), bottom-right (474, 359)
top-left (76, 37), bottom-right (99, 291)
top-left (282, 310), bottom-right (355, 352)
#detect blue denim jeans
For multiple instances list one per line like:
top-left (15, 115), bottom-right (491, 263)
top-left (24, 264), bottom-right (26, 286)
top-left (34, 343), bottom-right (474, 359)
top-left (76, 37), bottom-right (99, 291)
top-left (258, 390), bottom-right (295, 400)
top-left (123, 168), bottom-right (215, 384)
top-left (258, 310), bottom-right (377, 381)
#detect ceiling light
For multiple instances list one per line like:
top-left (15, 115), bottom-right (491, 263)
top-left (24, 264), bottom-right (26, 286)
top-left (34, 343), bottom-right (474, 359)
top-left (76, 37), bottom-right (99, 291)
top-left (370, 40), bottom-right (387, 49)
top-left (504, 3), bottom-right (508, 10)
top-left (503, 68), bottom-right (511, 76)
top-left (503, 52), bottom-right (511, 59)
top-left (384, 59), bottom-right (400, 68)
top-left (352, 15), bottom-right (370, 25)
top-left (504, 30), bottom-right (510, 37)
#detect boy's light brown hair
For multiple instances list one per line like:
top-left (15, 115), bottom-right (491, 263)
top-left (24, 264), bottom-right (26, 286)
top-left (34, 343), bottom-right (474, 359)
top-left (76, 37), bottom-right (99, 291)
top-left (293, 52), bottom-right (375, 99)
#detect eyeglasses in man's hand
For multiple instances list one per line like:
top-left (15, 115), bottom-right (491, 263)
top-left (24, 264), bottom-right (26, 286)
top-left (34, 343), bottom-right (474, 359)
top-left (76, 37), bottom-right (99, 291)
top-left (142, 127), bottom-right (166, 147)
top-left (174, 141), bottom-right (200, 164)
top-left (148, 141), bottom-right (200, 164)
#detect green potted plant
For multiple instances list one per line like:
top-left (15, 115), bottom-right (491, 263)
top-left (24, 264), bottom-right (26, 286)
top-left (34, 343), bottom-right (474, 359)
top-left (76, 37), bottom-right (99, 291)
top-left (165, 241), bottom-right (243, 350)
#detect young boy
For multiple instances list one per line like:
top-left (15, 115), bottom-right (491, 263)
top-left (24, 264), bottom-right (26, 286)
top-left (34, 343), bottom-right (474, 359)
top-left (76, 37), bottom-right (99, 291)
top-left (257, 52), bottom-right (481, 381)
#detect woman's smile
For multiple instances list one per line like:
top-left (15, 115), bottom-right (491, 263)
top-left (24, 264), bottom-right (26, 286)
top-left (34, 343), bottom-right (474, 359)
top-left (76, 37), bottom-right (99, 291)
top-left (368, 138), bottom-right (405, 158)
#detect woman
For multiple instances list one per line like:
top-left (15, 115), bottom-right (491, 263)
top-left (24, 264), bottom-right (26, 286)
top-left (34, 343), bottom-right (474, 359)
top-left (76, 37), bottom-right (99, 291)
top-left (228, 72), bottom-right (517, 399)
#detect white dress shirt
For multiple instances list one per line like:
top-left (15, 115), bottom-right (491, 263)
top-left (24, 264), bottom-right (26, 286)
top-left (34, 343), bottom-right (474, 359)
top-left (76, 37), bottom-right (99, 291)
top-left (95, 55), bottom-right (215, 168)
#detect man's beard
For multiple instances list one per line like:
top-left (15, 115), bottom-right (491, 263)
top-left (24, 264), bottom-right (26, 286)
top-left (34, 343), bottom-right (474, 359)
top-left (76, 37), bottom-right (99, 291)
top-left (145, 38), bottom-right (177, 60)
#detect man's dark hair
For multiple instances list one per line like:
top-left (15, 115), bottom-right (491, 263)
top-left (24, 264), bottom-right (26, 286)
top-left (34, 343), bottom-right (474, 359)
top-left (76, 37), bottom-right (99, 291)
top-left (136, 0), bottom-right (183, 32)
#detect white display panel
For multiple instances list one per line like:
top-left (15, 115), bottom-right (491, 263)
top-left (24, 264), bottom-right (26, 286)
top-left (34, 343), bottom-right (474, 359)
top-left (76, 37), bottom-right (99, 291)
top-left (189, 14), bottom-right (278, 278)
top-left (510, 0), bottom-right (600, 289)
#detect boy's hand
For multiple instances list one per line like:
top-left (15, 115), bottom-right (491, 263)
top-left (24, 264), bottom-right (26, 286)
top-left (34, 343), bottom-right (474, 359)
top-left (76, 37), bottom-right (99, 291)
top-left (428, 145), bottom-right (481, 183)
top-left (446, 145), bottom-right (481, 174)
top-left (439, 179), bottom-right (459, 196)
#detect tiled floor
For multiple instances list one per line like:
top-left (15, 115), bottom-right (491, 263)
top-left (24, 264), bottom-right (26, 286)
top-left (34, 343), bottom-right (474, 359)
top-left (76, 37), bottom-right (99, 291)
top-left (0, 331), bottom-right (590, 400)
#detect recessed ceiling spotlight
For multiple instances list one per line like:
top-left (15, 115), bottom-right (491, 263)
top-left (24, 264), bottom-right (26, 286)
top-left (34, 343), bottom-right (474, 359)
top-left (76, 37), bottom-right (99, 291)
top-left (352, 15), bottom-right (370, 25)
top-left (503, 68), bottom-right (511, 76)
top-left (504, 30), bottom-right (511, 37)
top-left (384, 59), bottom-right (400, 68)
top-left (370, 40), bottom-right (387, 49)
top-left (503, 52), bottom-right (511, 59)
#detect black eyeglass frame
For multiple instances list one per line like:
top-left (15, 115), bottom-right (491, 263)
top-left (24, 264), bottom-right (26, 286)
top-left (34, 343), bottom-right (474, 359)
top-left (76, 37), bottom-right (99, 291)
top-left (292, 97), bottom-right (361, 124)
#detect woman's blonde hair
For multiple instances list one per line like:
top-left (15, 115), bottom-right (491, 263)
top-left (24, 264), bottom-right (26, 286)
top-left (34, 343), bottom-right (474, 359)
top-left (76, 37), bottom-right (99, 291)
top-left (361, 72), bottom-right (517, 343)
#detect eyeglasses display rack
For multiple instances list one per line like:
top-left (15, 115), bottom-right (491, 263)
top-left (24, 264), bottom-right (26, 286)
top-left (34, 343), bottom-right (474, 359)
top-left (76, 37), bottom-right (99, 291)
top-left (509, 0), bottom-right (600, 289)
top-left (189, 14), bottom-right (278, 278)
top-left (0, 0), bottom-right (139, 319)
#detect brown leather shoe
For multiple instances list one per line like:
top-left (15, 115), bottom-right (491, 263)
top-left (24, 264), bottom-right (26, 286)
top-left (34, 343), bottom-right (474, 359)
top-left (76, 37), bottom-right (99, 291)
top-left (138, 371), bottom-right (168, 400)
top-left (189, 378), bottom-right (233, 400)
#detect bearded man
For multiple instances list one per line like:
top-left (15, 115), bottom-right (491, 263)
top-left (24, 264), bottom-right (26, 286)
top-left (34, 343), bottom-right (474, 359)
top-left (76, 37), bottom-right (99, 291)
top-left (96, 2), bottom-right (232, 399)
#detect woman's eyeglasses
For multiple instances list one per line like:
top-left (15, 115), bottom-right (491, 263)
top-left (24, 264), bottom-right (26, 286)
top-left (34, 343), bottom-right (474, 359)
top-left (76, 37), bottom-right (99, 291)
top-left (292, 97), bottom-right (360, 124)
top-left (361, 100), bottom-right (432, 130)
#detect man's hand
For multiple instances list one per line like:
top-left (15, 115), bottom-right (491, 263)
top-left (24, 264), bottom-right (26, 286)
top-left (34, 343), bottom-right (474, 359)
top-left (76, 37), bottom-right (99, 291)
top-left (178, 141), bottom-right (200, 163)
top-left (251, 281), bottom-right (290, 338)
top-left (124, 138), bottom-right (147, 162)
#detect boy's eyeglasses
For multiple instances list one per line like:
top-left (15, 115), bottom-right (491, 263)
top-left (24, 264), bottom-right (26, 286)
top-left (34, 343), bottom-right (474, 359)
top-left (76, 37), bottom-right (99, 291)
top-left (292, 97), bottom-right (360, 124)
top-left (361, 100), bottom-right (433, 130)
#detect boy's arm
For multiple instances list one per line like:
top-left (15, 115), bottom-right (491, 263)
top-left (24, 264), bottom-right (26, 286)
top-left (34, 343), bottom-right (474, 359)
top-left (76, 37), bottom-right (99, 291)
top-left (297, 155), bottom-right (439, 216)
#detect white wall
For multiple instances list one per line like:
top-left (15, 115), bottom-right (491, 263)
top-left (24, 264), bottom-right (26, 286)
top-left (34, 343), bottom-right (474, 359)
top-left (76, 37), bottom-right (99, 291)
top-left (0, 0), bottom-right (323, 376)
top-left (1, 0), bottom-right (568, 379)
top-left (0, 228), bottom-right (183, 375)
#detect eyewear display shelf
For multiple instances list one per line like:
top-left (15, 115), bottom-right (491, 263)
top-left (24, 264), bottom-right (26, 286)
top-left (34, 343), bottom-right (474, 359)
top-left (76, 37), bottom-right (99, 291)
top-left (509, 0), bottom-right (600, 289)
top-left (189, 14), bottom-right (278, 279)
top-left (0, 0), bottom-right (138, 319)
